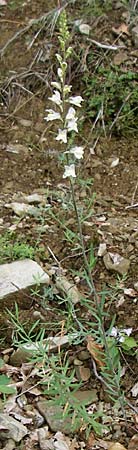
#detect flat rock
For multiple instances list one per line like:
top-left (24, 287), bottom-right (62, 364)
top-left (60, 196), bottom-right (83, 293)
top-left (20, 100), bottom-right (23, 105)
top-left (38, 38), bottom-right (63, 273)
top-left (5, 144), bottom-right (29, 154)
top-left (10, 335), bottom-right (70, 366)
top-left (0, 259), bottom-right (49, 302)
top-left (0, 413), bottom-right (27, 442)
top-left (37, 402), bottom-right (73, 434)
top-left (70, 389), bottom-right (98, 405)
top-left (23, 193), bottom-right (45, 204)
top-left (5, 202), bottom-right (39, 217)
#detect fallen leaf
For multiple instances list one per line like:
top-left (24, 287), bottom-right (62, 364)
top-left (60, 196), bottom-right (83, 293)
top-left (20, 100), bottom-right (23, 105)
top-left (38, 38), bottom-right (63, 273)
top-left (86, 336), bottom-right (105, 368)
top-left (112, 24), bottom-right (129, 35)
top-left (87, 432), bottom-right (95, 448)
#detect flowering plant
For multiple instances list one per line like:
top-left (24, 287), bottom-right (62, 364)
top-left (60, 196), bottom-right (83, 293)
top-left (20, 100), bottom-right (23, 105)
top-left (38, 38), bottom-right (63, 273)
top-left (44, 10), bottom-right (84, 180)
top-left (43, 9), bottom-right (125, 413)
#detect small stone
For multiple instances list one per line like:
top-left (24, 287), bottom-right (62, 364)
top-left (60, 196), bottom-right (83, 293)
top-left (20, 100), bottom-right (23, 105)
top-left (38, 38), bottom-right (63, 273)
top-left (114, 1), bottom-right (123, 9)
top-left (131, 381), bottom-right (138, 397)
top-left (19, 119), bottom-right (32, 127)
top-left (108, 444), bottom-right (127, 450)
top-left (5, 144), bottom-right (28, 154)
top-left (98, 243), bottom-right (107, 257)
top-left (37, 402), bottom-right (74, 434)
top-left (79, 23), bottom-right (91, 35)
top-left (0, 413), bottom-right (27, 442)
top-left (23, 193), bottom-right (45, 204)
top-left (103, 253), bottom-right (130, 275)
top-left (132, 25), bottom-right (138, 47)
top-left (75, 365), bottom-right (91, 381)
top-left (126, 244), bottom-right (134, 253)
top-left (78, 350), bottom-right (90, 361)
top-left (134, 282), bottom-right (138, 292)
top-left (113, 52), bottom-right (128, 66)
top-left (73, 358), bottom-right (83, 366)
top-left (71, 389), bottom-right (98, 405)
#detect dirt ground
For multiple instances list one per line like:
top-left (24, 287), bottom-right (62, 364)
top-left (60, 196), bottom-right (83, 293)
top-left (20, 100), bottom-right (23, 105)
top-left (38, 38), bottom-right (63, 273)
top-left (0, 1), bottom-right (138, 449)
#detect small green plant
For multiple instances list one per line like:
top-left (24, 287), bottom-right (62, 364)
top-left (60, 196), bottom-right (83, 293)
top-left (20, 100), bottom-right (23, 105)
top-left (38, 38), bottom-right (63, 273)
top-left (7, 303), bottom-right (41, 345)
top-left (44, 9), bottom-right (125, 413)
top-left (7, 10), bottom-right (131, 437)
top-left (0, 232), bottom-right (39, 263)
top-left (8, 0), bottom-right (24, 10)
top-left (0, 359), bottom-right (16, 397)
top-left (40, 353), bottom-right (105, 436)
top-left (83, 67), bottom-right (138, 133)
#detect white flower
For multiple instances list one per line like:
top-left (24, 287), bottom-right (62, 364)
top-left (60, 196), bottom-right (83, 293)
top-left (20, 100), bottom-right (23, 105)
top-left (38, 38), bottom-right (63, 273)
top-left (110, 326), bottom-right (132, 343)
top-left (44, 109), bottom-right (61, 121)
top-left (56, 129), bottom-right (67, 144)
top-left (70, 146), bottom-right (84, 159)
top-left (48, 90), bottom-right (62, 106)
top-left (69, 95), bottom-right (84, 107)
top-left (63, 164), bottom-right (76, 178)
top-left (51, 81), bottom-right (61, 91)
top-left (66, 107), bottom-right (76, 121)
top-left (67, 118), bottom-right (78, 132)
top-left (57, 68), bottom-right (63, 82)
top-left (110, 327), bottom-right (118, 338)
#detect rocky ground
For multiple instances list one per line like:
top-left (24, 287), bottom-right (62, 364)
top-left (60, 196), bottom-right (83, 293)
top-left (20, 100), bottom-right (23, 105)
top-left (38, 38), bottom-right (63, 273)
top-left (0, 1), bottom-right (138, 449)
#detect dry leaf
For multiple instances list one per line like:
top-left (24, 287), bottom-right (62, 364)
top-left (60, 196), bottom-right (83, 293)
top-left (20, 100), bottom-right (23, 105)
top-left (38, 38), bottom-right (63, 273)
top-left (112, 24), bottom-right (129, 35)
top-left (86, 336), bottom-right (105, 368)
top-left (87, 432), bottom-right (95, 448)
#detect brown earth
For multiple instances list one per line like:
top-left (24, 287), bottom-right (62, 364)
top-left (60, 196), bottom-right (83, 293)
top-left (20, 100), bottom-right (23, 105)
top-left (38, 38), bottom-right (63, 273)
top-left (0, 1), bottom-right (138, 449)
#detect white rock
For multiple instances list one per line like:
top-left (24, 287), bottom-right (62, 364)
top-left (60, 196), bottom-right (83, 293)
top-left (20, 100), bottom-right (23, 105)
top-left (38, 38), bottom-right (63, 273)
top-left (134, 281), bottom-right (138, 292)
top-left (98, 243), bottom-right (107, 257)
top-left (110, 157), bottom-right (119, 168)
top-left (131, 381), bottom-right (138, 397)
top-left (0, 259), bottom-right (49, 299)
top-left (23, 193), bottom-right (44, 204)
top-left (5, 202), bottom-right (38, 216)
top-left (0, 413), bottom-right (27, 442)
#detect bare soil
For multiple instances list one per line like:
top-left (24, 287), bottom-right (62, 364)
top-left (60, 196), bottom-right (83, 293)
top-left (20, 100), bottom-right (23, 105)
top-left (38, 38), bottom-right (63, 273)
top-left (0, 1), bottom-right (138, 449)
